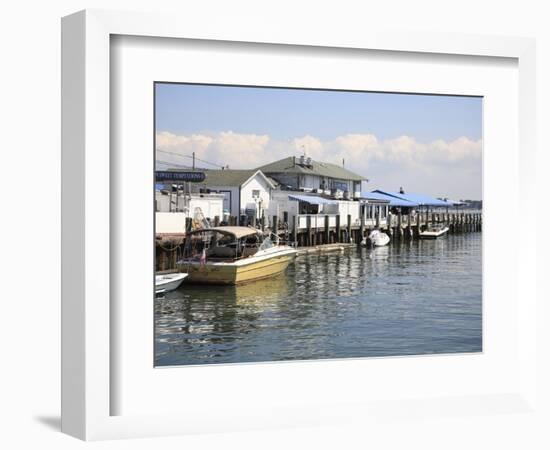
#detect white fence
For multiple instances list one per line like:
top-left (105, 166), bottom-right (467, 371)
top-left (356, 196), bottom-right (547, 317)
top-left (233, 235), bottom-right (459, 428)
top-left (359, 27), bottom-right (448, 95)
top-left (295, 214), bottom-right (388, 230)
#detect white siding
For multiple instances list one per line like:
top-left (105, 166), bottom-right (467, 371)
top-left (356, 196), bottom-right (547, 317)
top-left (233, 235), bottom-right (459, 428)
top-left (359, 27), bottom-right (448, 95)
top-left (155, 212), bottom-right (187, 234)
top-left (155, 192), bottom-right (224, 218)
top-left (267, 191), bottom-right (299, 223)
top-left (337, 201), bottom-right (361, 226)
top-left (203, 186), bottom-right (240, 217)
top-left (189, 195), bottom-right (224, 220)
top-left (241, 175), bottom-right (271, 218)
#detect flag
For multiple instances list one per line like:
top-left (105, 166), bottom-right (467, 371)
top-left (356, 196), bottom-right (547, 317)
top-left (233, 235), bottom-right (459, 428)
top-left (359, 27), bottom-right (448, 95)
top-left (199, 249), bottom-right (206, 266)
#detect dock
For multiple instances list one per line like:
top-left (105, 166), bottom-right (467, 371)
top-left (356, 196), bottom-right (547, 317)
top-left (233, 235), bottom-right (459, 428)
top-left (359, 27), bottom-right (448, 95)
top-left (276, 211), bottom-right (482, 247)
top-left (155, 211), bottom-right (481, 271)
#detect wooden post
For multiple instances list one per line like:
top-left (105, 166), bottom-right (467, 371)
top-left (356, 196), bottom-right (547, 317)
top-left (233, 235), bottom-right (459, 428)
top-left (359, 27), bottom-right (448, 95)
top-left (347, 214), bottom-right (352, 243)
top-left (335, 215), bottom-right (341, 243)
top-left (185, 217), bottom-right (192, 232)
top-left (324, 215), bottom-right (330, 244)
top-left (375, 206), bottom-right (380, 228)
top-left (292, 215), bottom-right (298, 247)
top-left (261, 211), bottom-right (266, 231)
top-left (359, 206), bottom-right (365, 245)
top-left (214, 215), bottom-right (220, 227)
top-left (397, 210), bottom-right (402, 240)
top-left (252, 214), bottom-right (257, 228)
top-left (272, 215), bottom-right (279, 238)
top-left (306, 215), bottom-right (312, 247)
top-left (283, 211), bottom-right (289, 226)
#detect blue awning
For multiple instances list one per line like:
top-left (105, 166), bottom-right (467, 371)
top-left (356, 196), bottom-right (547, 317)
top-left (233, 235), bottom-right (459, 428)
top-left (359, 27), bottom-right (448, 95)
top-left (360, 191), bottom-right (418, 207)
top-left (371, 190), bottom-right (454, 207)
top-left (288, 194), bottom-right (338, 205)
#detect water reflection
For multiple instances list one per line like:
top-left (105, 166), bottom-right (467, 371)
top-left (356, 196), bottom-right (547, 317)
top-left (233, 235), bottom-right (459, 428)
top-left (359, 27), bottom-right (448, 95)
top-left (155, 233), bottom-right (482, 366)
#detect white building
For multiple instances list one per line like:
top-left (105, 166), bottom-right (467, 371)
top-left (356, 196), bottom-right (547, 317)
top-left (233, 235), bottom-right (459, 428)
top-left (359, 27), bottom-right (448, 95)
top-left (155, 190), bottom-right (224, 233)
top-left (257, 155), bottom-right (365, 199)
top-left (193, 169), bottom-right (275, 220)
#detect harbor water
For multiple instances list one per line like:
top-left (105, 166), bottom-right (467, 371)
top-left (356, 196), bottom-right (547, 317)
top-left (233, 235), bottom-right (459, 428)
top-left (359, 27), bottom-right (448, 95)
top-left (155, 233), bottom-right (482, 366)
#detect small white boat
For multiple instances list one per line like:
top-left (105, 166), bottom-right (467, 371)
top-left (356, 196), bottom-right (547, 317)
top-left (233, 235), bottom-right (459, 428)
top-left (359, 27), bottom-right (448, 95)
top-left (361, 229), bottom-right (390, 247)
top-left (155, 272), bottom-right (188, 293)
top-left (419, 224), bottom-right (449, 239)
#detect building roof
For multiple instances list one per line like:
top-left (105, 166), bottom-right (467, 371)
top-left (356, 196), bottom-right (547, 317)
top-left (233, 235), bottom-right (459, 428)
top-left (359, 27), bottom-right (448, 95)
top-left (288, 194), bottom-right (339, 205)
top-left (372, 190), bottom-right (454, 207)
top-left (163, 169), bottom-right (274, 188)
top-left (257, 156), bottom-right (366, 182)
top-left (360, 191), bottom-right (413, 206)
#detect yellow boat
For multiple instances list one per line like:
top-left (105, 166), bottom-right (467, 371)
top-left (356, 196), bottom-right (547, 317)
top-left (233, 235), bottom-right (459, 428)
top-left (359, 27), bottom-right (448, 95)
top-left (178, 226), bottom-right (297, 285)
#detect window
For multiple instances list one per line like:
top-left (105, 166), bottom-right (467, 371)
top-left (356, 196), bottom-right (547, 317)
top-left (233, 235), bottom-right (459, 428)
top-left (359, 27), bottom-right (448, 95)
top-left (252, 189), bottom-right (260, 198)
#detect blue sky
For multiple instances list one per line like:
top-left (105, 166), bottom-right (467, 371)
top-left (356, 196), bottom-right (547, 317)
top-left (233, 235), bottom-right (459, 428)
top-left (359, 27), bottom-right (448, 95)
top-left (155, 83), bottom-right (483, 200)
top-left (156, 83), bottom-right (481, 142)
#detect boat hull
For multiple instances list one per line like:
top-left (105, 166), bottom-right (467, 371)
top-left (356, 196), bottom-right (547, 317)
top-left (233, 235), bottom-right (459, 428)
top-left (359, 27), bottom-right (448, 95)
top-left (419, 227), bottom-right (449, 239)
top-left (362, 230), bottom-right (390, 247)
top-left (184, 251), bottom-right (296, 285)
top-left (155, 273), bottom-right (188, 293)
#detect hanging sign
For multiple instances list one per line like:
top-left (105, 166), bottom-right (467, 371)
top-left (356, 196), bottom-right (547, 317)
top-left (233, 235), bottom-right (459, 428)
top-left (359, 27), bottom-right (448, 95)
top-left (155, 171), bottom-right (207, 183)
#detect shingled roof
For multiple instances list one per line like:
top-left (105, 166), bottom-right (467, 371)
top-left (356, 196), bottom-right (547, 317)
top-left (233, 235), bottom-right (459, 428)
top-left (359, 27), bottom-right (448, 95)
top-left (256, 156), bottom-right (366, 182)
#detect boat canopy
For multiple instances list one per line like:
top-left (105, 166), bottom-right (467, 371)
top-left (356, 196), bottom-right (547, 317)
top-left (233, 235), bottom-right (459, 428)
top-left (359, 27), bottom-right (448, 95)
top-left (188, 226), bottom-right (261, 239)
top-left (360, 191), bottom-right (417, 207)
top-left (288, 194), bottom-right (338, 205)
top-left (371, 190), bottom-right (454, 207)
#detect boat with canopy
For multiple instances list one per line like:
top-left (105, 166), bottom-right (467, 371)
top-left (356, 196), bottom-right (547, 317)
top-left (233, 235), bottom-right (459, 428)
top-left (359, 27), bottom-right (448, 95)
top-left (177, 226), bottom-right (297, 285)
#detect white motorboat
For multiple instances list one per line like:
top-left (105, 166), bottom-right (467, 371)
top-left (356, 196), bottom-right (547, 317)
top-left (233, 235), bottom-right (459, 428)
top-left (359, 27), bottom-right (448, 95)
top-left (178, 227), bottom-right (297, 285)
top-left (155, 272), bottom-right (188, 293)
top-left (419, 224), bottom-right (449, 239)
top-left (361, 229), bottom-right (390, 247)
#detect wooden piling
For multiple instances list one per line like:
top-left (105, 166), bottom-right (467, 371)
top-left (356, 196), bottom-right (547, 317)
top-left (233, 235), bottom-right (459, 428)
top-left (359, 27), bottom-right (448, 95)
top-left (347, 214), bottom-right (352, 243)
top-left (359, 207), bottom-right (365, 245)
top-left (306, 215), bottom-right (312, 246)
top-left (324, 215), bottom-right (330, 244)
top-left (335, 215), bottom-right (341, 243)
top-left (272, 215), bottom-right (279, 236)
top-left (292, 215), bottom-right (298, 246)
top-left (397, 211), bottom-right (403, 240)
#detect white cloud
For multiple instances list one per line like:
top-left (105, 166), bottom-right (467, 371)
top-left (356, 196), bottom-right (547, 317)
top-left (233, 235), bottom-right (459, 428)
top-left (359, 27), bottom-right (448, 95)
top-left (156, 131), bottom-right (482, 199)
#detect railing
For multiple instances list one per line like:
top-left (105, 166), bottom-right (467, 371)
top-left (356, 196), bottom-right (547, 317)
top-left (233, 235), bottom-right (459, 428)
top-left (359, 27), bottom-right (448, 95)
top-left (295, 214), bottom-right (388, 230)
top-left (296, 214), bottom-right (338, 230)
top-left (293, 212), bottom-right (481, 231)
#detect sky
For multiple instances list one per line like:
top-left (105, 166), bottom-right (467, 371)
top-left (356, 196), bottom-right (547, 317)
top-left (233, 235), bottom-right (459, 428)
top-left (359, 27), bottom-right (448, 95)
top-left (155, 83), bottom-right (482, 200)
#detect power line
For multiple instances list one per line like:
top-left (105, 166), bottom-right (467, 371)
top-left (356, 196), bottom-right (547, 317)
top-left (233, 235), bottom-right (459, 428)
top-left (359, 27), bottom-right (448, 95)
top-left (155, 159), bottom-right (193, 169)
top-left (156, 149), bottom-right (225, 169)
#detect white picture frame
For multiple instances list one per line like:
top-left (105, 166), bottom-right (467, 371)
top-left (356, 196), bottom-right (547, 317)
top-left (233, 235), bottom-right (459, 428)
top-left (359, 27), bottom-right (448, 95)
top-left (61, 9), bottom-right (537, 441)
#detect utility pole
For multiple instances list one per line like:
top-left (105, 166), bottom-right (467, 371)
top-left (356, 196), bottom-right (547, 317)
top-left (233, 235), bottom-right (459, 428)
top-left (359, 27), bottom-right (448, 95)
top-left (192, 152), bottom-right (195, 170)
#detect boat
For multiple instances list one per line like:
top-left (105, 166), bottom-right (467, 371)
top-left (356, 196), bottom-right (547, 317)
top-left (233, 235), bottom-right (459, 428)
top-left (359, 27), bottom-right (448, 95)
top-left (361, 229), bottom-right (390, 247)
top-left (177, 226), bottom-right (297, 285)
top-left (419, 223), bottom-right (449, 239)
top-left (155, 272), bottom-right (188, 293)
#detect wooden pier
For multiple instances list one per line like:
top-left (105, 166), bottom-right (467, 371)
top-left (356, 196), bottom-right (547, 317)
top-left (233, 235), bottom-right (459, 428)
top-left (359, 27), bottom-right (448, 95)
top-left (155, 211), bottom-right (481, 271)
top-left (270, 211), bottom-right (482, 247)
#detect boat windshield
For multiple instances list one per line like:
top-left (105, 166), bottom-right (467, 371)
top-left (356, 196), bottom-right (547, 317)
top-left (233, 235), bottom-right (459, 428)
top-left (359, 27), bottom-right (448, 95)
top-left (258, 236), bottom-right (274, 251)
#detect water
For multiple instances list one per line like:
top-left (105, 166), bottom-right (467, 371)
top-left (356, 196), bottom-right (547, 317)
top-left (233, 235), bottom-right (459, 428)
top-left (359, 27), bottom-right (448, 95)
top-left (155, 233), bottom-right (482, 366)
